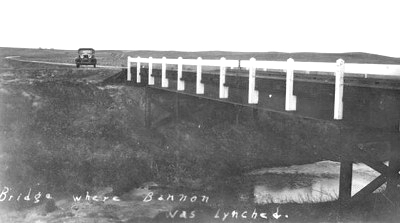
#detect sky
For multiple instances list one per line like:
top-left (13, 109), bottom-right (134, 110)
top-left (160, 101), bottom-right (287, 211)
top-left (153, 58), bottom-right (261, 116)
top-left (1, 0), bottom-right (399, 57)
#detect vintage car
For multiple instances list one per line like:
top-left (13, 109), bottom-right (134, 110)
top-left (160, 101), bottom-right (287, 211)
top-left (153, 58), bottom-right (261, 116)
top-left (75, 48), bottom-right (97, 68)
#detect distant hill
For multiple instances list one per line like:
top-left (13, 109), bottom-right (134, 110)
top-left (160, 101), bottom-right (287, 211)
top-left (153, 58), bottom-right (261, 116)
top-left (121, 50), bottom-right (400, 64)
top-left (1, 47), bottom-right (400, 64)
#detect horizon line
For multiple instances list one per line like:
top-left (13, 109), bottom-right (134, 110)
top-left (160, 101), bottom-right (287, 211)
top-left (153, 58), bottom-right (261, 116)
top-left (1, 46), bottom-right (399, 59)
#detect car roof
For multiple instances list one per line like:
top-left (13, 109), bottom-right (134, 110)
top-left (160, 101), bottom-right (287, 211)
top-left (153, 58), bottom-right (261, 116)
top-left (78, 48), bottom-right (95, 52)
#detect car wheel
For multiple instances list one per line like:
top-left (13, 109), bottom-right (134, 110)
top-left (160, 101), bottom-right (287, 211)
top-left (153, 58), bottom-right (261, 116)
top-left (76, 64), bottom-right (80, 68)
top-left (94, 64), bottom-right (96, 68)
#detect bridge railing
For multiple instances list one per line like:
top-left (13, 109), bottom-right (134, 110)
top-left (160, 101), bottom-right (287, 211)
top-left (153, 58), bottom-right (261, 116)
top-left (127, 56), bottom-right (400, 120)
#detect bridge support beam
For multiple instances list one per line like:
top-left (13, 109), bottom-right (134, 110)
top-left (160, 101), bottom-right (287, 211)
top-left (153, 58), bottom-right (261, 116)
top-left (161, 57), bottom-right (169, 87)
top-left (285, 58), bottom-right (297, 111)
top-left (175, 93), bottom-right (180, 121)
top-left (334, 59), bottom-right (345, 120)
top-left (177, 57), bottom-right (185, 91)
top-left (234, 105), bottom-right (242, 125)
top-left (387, 143), bottom-right (400, 204)
top-left (337, 159), bottom-right (353, 221)
top-left (148, 57), bottom-right (154, 85)
top-left (127, 56), bottom-right (131, 81)
top-left (219, 57), bottom-right (229, 98)
top-left (144, 87), bottom-right (152, 128)
top-left (196, 57), bottom-right (204, 94)
top-left (136, 56), bottom-right (141, 83)
top-left (339, 161), bottom-right (353, 211)
top-left (248, 58), bottom-right (259, 104)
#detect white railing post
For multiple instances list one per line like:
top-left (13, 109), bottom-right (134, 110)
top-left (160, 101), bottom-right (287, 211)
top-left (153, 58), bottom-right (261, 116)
top-left (334, 58), bottom-right (345, 120)
top-left (219, 57), bottom-right (229, 98)
top-left (196, 57), bottom-right (204, 94)
top-left (136, 56), bottom-right (141, 83)
top-left (127, 56), bottom-right (131, 81)
top-left (161, 57), bottom-right (168, 87)
top-left (177, 57), bottom-right (185, 91)
top-left (285, 58), bottom-right (297, 111)
top-left (148, 57), bottom-right (154, 85)
top-left (248, 58), bottom-right (259, 104)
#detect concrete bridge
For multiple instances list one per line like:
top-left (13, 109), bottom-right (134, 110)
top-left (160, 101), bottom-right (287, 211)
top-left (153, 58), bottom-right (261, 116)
top-left (127, 56), bottom-right (400, 214)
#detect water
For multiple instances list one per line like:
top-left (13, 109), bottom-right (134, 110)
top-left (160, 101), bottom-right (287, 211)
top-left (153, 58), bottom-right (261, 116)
top-left (248, 160), bottom-right (385, 204)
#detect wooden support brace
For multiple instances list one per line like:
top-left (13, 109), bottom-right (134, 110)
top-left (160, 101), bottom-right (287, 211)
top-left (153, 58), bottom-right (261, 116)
top-left (341, 147), bottom-right (400, 207)
top-left (349, 175), bottom-right (386, 204)
top-left (356, 149), bottom-right (392, 176)
top-left (219, 57), bottom-right (229, 98)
